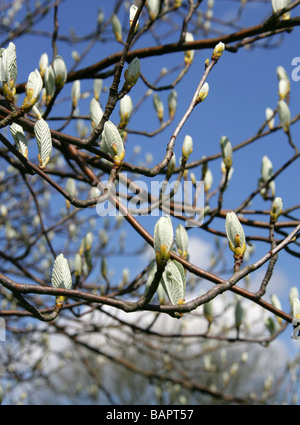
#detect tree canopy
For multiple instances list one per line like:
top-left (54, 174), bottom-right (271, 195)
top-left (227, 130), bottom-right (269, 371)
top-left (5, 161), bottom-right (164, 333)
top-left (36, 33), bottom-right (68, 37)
top-left (0, 0), bottom-right (300, 405)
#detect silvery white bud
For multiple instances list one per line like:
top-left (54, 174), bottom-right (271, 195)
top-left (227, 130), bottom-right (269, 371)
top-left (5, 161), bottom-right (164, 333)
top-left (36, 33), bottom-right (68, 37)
top-left (74, 253), bottom-right (82, 276)
top-left (270, 196), bottom-right (283, 223)
top-left (230, 362), bottom-right (239, 376)
top-left (129, 5), bottom-right (139, 32)
top-left (220, 136), bottom-right (232, 170)
top-left (175, 224), bottom-right (189, 259)
top-left (204, 168), bottom-right (213, 192)
top-left (65, 178), bottom-right (77, 197)
top-left (10, 122), bottom-right (28, 158)
top-left (23, 69), bottom-right (43, 110)
top-left (225, 211), bottom-right (246, 256)
top-left (52, 55), bottom-right (67, 90)
top-left (51, 254), bottom-right (72, 288)
top-left (212, 41), bottom-right (225, 59)
top-left (89, 98), bottom-right (103, 128)
top-left (0, 42), bottom-right (17, 101)
top-left (85, 232), bottom-right (93, 250)
top-left (272, 0), bottom-right (291, 18)
top-left (276, 65), bottom-right (289, 82)
top-left (112, 14), bottom-right (122, 42)
top-left (34, 117), bottom-right (52, 169)
top-left (265, 107), bottom-right (275, 129)
top-left (71, 80), bottom-right (81, 107)
top-left (293, 298), bottom-right (300, 319)
top-left (0, 204), bottom-right (7, 219)
top-left (270, 294), bottom-right (283, 324)
top-left (44, 65), bottom-right (55, 102)
top-left (168, 89), bottom-right (177, 118)
top-left (182, 134), bottom-right (193, 159)
top-left (51, 253), bottom-right (72, 308)
top-left (196, 82), bottom-right (209, 103)
top-left (71, 50), bottom-right (80, 63)
top-left (147, 0), bottom-right (160, 20)
top-left (93, 79), bottom-right (103, 101)
top-left (261, 155), bottom-right (273, 182)
top-left (119, 94), bottom-right (133, 126)
top-left (0, 42), bottom-right (17, 85)
top-left (101, 256), bottom-right (107, 278)
top-left (154, 215), bottom-right (174, 262)
top-left (289, 287), bottom-right (299, 307)
top-left (184, 32), bottom-right (194, 64)
top-left (39, 53), bottom-right (48, 77)
top-left (278, 78), bottom-right (289, 100)
top-left (278, 99), bottom-right (291, 132)
top-left (97, 8), bottom-right (105, 26)
top-left (103, 120), bottom-right (125, 165)
top-left (153, 93), bottom-right (164, 122)
top-left (235, 298), bottom-right (244, 332)
top-left (271, 294), bottom-right (282, 321)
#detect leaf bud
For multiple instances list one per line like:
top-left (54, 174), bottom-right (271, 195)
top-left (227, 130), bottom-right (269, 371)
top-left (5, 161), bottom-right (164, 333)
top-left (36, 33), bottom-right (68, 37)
top-left (225, 211), bottom-right (246, 258)
top-left (124, 57), bottom-right (141, 91)
top-left (270, 196), bottom-right (283, 223)
top-left (182, 135), bottom-right (193, 160)
top-left (10, 122), bottom-right (28, 158)
top-left (52, 55), bottom-right (67, 90)
top-left (220, 136), bottom-right (232, 170)
top-left (129, 5), bottom-right (139, 33)
top-left (154, 215), bottom-right (174, 264)
top-left (51, 253), bottom-right (72, 309)
top-left (103, 120), bottom-right (125, 166)
top-left (196, 82), bottom-right (209, 104)
top-left (112, 14), bottom-right (122, 42)
top-left (22, 69), bottom-right (43, 111)
top-left (184, 32), bottom-right (194, 65)
top-left (278, 99), bottom-right (291, 133)
top-left (153, 93), bottom-right (164, 123)
top-left (212, 41), bottom-right (225, 60)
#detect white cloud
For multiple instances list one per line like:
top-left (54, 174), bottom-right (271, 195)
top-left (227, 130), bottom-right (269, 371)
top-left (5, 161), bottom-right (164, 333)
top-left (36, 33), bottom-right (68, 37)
top-left (188, 236), bottom-right (213, 270)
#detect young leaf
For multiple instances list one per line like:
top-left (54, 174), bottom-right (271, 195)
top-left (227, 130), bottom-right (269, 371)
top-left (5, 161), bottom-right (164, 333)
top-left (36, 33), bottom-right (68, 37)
top-left (10, 122), bottom-right (28, 158)
top-left (34, 117), bottom-right (52, 169)
top-left (51, 253), bottom-right (72, 309)
top-left (51, 253), bottom-right (72, 290)
top-left (160, 260), bottom-right (186, 306)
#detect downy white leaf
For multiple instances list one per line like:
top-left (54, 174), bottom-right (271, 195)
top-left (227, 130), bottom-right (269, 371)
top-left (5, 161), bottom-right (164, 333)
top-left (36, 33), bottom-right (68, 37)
top-left (102, 120), bottom-right (125, 159)
top-left (51, 253), bottom-right (72, 290)
top-left (34, 117), bottom-right (52, 169)
top-left (0, 42), bottom-right (17, 85)
top-left (160, 260), bottom-right (186, 305)
top-left (10, 122), bottom-right (28, 158)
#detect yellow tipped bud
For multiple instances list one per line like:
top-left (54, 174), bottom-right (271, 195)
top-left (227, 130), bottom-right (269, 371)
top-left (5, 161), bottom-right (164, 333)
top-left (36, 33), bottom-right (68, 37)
top-left (212, 42), bottom-right (225, 60)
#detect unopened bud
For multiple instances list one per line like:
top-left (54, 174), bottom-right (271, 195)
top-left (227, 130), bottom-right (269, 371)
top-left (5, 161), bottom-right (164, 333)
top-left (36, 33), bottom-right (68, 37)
top-left (225, 211), bottom-right (246, 258)
top-left (270, 196), bottom-right (283, 223)
top-left (154, 215), bottom-right (174, 264)
top-left (212, 42), bottom-right (225, 60)
top-left (196, 82), bottom-right (209, 104)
